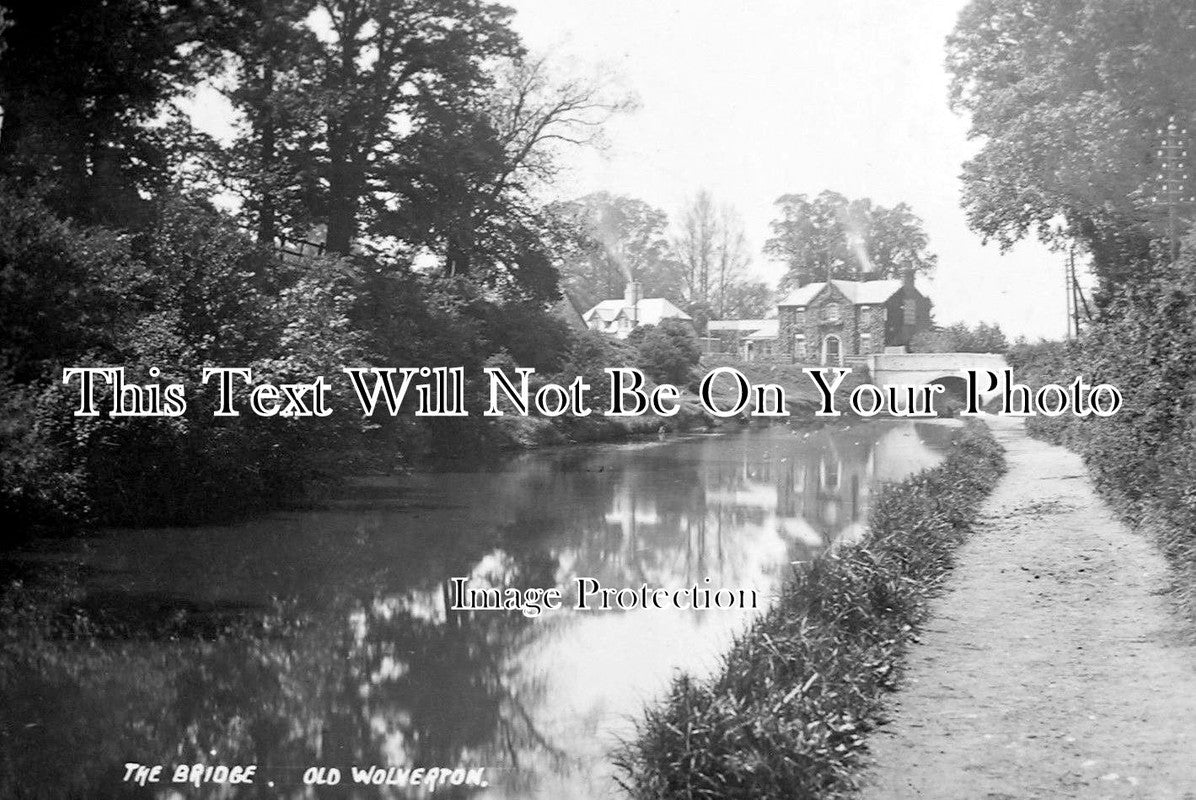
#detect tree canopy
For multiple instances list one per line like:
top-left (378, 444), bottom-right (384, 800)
top-left (551, 192), bottom-right (685, 310)
top-left (672, 189), bottom-right (753, 317)
top-left (0, 0), bottom-right (211, 227)
top-left (947, 0), bottom-right (1196, 288)
top-left (765, 190), bottom-right (937, 290)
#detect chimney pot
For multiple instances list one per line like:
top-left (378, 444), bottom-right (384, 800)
top-left (625, 281), bottom-right (642, 324)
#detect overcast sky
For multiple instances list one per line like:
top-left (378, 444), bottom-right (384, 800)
top-left (506, 0), bottom-right (1078, 340)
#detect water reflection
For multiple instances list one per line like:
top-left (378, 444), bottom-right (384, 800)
top-left (0, 421), bottom-right (959, 799)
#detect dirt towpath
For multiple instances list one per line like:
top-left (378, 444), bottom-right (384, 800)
top-left (860, 416), bottom-right (1196, 800)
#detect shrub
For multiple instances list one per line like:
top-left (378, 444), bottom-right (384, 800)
top-left (629, 319), bottom-right (701, 386)
top-left (0, 197), bottom-right (372, 531)
top-left (1008, 245), bottom-right (1196, 617)
top-left (909, 321), bottom-right (1008, 353)
top-left (0, 188), bottom-right (145, 381)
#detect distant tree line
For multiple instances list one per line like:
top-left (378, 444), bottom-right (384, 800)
top-left (909, 322), bottom-right (1008, 354)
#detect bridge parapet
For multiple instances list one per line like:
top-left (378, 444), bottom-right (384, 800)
top-left (866, 351), bottom-right (1008, 375)
top-left (864, 352), bottom-right (1010, 399)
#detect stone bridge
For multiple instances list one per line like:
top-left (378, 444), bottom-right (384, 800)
top-left (861, 351), bottom-right (1010, 400)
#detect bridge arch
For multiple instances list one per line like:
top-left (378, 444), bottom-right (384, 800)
top-left (863, 351), bottom-right (1010, 404)
top-left (927, 374), bottom-right (969, 402)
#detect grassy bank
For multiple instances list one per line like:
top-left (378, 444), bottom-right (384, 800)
top-left (699, 355), bottom-right (869, 415)
top-left (615, 421), bottom-right (1005, 800)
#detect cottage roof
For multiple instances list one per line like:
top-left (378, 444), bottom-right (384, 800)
top-left (707, 319), bottom-right (771, 332)
top-left (777, 278), bottom-right (915, 307)
top-left (743, 320), bottom-right (779, 340)
top-left (552, 291), bottom-right (588, 330)
top-left (583, 297), bottom-right (692, 326)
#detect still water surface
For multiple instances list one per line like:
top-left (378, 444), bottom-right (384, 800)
top-left (0, 421), bottom-right (960, 799)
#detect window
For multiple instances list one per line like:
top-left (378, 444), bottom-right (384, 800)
top-left (859, 305), bottom-right (870, 324)
top-left (823, 303), bottom-right (841, 323)
top-left (820, 457), bottom-right (841, 491)
top-left (822, 335), bottom-right (842, 366)
top-left (860, 332), bottom-right (872, 354)
top-left (795, 333), bottom-right (807, 360)
top-left (903, 298), bottom-right (917, 326)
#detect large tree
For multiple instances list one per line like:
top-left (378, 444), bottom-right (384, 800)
top-left (212, 0), bottom-right (322, 246)
top-left (216, 9), bottom-right (627, 300)
top-left (0, 0), bottom-right (211, 227)
top-left (719, 279), bottom-right (773, 319)
top-left (765, 190), bottom-right (937, 290)
top-left (947, 0), bottom-right (1196, 289)
top-left (552, 192), bottom-right (685, 310)
top-left (378, 53), bottom-right (632, 300)
top-left (672, 189), bottom-right (753, 315)
top-left (215, 0), bottom-right (521, 255)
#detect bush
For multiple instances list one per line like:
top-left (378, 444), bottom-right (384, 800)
top-left (629, 319), bottom-right (701, 386)
top-left (1008, 245), bottom-right (1196, 618)
top-left (0, 197), bottom-right (372, 530)
top-left (0, 188), bottom-right (146, 381)
top-left (909, 321), bottom-right (1008, 353)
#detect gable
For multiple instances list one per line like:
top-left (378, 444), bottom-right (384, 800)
top-left (809, 283), bottom-right (851, 307)
top-left (778, 277), bottom-right (927, 310)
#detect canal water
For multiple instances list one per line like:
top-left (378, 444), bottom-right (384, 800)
top-left (0, 420), bottom-right (961, 799)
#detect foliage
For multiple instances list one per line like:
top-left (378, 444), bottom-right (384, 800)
top-left (1008, 236), bottom-right (1196, 618)
top-left (672, 189), bottom-right (753, 316)
top-left (1, 200), bottom-right (373, 529)
top-left (0, 0), bottom-right (210, 228)
top-left (555, 328), bottom-right (637, 396)
top-left (909, 321), bottom-right (1009, 353)
top-left (209, 5), bottom-right (630, 302)
top-left (719, 279), bottom-right (774, 319)
top-left (235, 0), bottom-right (522, 254)
top-left (0, 189), bottom-right (146, 381)
top-left (552, 192), bottom-right (686, 309)
top-left (947, 0), bottom-right (1196, 288)
top-left (616, 423), bottom-right (1006, 799)
top-left (0, 0), bottom-right (653, 535)
top-left (629, 319), bottom-right (702, 387)
top-left (765, 190), bottom-right (937, 290)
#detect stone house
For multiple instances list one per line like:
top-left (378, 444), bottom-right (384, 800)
top-left (774, 273), bottom-right (931, 365)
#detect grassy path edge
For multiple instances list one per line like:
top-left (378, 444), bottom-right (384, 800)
top-left (615, 420), bottom-right (1006, 800)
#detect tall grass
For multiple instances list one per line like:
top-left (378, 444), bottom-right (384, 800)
top-left (615, 422), bottom-right (1005, 800)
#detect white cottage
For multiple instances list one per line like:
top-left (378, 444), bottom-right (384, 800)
top-left (582, 282), bottom-right (692, 339)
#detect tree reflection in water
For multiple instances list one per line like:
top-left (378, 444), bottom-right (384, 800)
top-left (0, 421), bottom-right (958, 799)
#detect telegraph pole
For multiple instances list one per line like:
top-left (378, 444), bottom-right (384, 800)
top-left (1155, 116), bottom-right (1193, 264)
top-left (1063, 242), bottom-right (1091, 339)
top-left (1064, 254), bottom-right (1075, 339)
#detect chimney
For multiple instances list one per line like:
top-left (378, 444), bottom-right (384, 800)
top-left (625, 281), bottom-right (642, 325)
top-left (902, 268), bottom-right (916, 292)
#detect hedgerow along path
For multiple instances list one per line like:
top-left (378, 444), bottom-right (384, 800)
top-left (860, 415), bottom-right (1196, 799)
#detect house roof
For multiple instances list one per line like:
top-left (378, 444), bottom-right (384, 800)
top-left (583, 297), bottom-right (692, 326)
top-left (707, 319), bottom-right (771, 332)
top-left (744, 320), bottom-right (779, 340)
top-left (778, 278), bottom-right (915, 307)
top-left (552, 291), bottom-right (588, 330)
